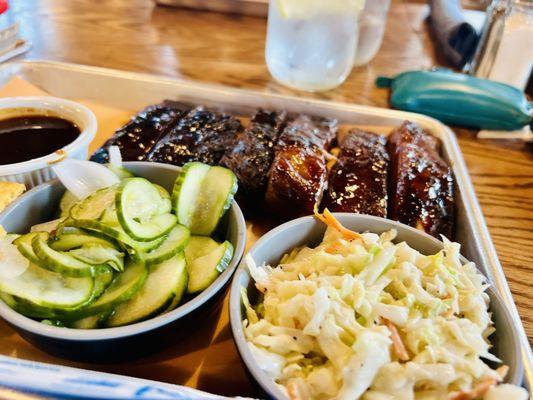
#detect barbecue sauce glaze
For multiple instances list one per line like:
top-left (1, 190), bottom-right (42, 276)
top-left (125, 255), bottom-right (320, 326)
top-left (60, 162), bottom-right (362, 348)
top-left (0, 115), bottom-right (80, 165)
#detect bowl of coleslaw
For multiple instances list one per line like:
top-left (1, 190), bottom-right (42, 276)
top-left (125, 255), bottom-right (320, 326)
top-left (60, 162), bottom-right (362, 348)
top-left (229, 212), bottom-right (525, 400)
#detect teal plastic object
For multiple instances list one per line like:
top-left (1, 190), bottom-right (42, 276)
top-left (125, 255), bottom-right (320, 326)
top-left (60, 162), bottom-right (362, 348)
top-left (376, 69), bottom-right (532, 131)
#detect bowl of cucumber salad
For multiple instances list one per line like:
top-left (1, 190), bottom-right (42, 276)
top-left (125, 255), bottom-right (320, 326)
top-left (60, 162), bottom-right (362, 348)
top-left (0, 161), bottom-right (246, 361)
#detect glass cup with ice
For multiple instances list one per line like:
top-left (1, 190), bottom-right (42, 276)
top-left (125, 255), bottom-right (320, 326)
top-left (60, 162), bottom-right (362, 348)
top-left (265, 0), bottom-right (364, 92)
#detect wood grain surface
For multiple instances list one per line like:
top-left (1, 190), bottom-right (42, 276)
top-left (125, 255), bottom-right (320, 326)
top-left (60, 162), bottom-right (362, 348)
top-left (1, 0), bottom-right (532, 397)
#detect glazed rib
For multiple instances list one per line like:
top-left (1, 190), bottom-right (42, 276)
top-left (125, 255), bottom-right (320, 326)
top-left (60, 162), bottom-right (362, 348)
top-left (322, 129), bottom-right (389, 217)
top-left (387, 121), bottom-right (454, 238)
top-left (147, 106), bottom-right (241, 166)
top-left (90, 101), bottom-right (189, 163)
top-left (387, 120), bottom-right (441, 157)
top-left (265, 115), bottom-right (337, 220)
top-left (219, 110), bottom-right (286, 212)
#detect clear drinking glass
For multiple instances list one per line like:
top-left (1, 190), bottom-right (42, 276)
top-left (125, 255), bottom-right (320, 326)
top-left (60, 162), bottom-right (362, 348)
top-left (354, 0), bottom-right (391, 66)
top-left (265, 0), bottom-right (362, 92)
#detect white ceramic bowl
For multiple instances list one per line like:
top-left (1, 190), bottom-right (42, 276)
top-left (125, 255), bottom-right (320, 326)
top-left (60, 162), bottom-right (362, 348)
top-left (0, 96), bottom-right (97, 188)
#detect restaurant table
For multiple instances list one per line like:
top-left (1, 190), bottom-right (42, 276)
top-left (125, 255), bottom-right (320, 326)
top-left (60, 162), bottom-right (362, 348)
top-left (2, 0), bottom-right (533, 397)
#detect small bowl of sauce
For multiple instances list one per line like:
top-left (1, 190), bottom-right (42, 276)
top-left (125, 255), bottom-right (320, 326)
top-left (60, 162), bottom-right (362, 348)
top-left (0, 97), bottom-right (96, 188)
top-left (0, 115), bottom-right (80, 165)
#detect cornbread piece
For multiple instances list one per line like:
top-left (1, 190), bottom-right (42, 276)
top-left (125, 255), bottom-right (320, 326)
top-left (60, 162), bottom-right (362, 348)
top-left (265, 115), bottom-right (337, 220)
top-left (387, 121), bottom-right (454, 238)
top-left (220, 110), bottom-right (286, 212)
top-left (0, 181), bottom-right (25, 213)
top-left (90, 100), bottom-right (190, 163)
top-left (322, 130), bottom-right (389, 217)
top-left (147, 106), bottom-right (242, 166)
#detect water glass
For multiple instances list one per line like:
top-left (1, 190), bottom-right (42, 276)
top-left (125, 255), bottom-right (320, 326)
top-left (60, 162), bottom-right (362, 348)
top-left (265, 0), bottom-right (362, 92)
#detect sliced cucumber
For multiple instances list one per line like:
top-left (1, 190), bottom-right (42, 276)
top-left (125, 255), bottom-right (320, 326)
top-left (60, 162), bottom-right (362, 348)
top-left (49, 229), bottom-right (118, 252)
top-left (0, 268), bottom-right (112, 319)
top-left (0, 292), bottom-right (18, 309)
top-left (59, 190), bottom-right (79, 218)
top-left (153, 184), bottom-right (172, 214)
top-left (144, 225), bottom-right (190, 266)
top-left (70, 185), bottom-right (118, 220)
top-left (99, 207), bottom-right (120, 226)
top-left (190, 166), bottom-right (237, 235)
top-left (69, 309), bottom-right (113, 329)
top-left (32, 233), bottom-right (107, 277)
top-left (98, 208), bottom-right (164, 255)
top-left (69, 314), bottom-right (100, 329)
top-left (119, 212), bottom-right (177, 243)
top-left (126, 235), bottom-right (166, 253)
top-left (187, 241), bottom-right (233, 294)
top-left (54, 218), bottom-right (75, 236)
top-left (30, 218), bottom-right (65, 234)
top-left (0, 292), bottom-right (57, 319)
top-left (106, 164), bottom-right (134, 180)
top-left (92, 267), bottom-right (114, 297)
top-left (116, 178), bottom-right (177, 241)
top-left (184, 236), bottom-right (220, 265)
top-left (116, 178), bottom-right (162, 220)
top-left (172, 163), bottom-right (237, 235)
top-left (14, 232), bottom-right (45, 264)
top-left (62, 261), bottom-right (147, 321)
top-left (0, 262), bottom-right (94, 309)
top-left (69, 244), bottom-right (124, 272)
top-left (41, 319), bottom-right (66, 327)
top-left (172, 162), bottom-right (211, 227)
top-left (106, 254), bottom-right (187, 327)
top-left (0, 292), bottom-right (64, 321)
top-left (65, 218), bottom-right (165, 253)
top-left (97, 208), bottom-right (151, 259)
top-left (164, 265), bottom-right (188, 313)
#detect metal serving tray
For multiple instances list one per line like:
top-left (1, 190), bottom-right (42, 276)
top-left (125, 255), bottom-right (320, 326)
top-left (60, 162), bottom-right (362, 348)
top-left (0, 60), bottom-right (530, 387)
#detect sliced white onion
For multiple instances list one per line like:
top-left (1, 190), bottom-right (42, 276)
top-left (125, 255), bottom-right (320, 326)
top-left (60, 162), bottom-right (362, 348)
top-left (108, 146), bottom-right (123, 169)
top-left (0, 239), bottom-right (29, 280)
top-left (52, 159), bottom-right (120, 200)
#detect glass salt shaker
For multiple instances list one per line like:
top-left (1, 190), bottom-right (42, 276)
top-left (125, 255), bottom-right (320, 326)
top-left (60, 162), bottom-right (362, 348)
top-left (469, 0), bottom-right (533, 90)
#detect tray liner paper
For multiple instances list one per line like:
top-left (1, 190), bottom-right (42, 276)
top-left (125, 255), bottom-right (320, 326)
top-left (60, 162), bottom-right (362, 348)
top-left (0, 76), bottom-right (257, 398)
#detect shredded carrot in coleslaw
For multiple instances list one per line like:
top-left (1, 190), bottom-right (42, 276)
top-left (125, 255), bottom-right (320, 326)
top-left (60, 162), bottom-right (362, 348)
top-left (313, 206), bottom-right (363, 241)
top-left (325, 241), bottom-right (343, 254)
top-left (383, 318), bottom-right (409, 361)
top-left (287, 381), bottom-right (302, 400)
top-left (449, 378), bottom-right (498, 400)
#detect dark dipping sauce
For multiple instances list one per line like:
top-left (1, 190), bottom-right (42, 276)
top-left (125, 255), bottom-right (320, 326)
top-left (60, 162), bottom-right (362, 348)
top-left (0, 115), bottom-right (80, 165)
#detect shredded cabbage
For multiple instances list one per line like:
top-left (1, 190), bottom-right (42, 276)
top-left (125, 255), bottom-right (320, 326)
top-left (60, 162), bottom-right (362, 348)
top-left (243, 226), bottom-right (525, 400)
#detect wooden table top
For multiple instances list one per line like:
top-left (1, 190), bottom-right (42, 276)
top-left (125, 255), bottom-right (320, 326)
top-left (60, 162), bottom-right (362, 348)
top-left (4, 0), bottom-right (532, 397)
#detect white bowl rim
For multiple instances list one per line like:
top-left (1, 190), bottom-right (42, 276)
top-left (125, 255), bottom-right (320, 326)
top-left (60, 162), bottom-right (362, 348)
top-left (229, 213), bottom-right (524, 398)
top-left (0, 96), bottom-right (97, 175)
top-left (0, 162), bottom-right (247, 340)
